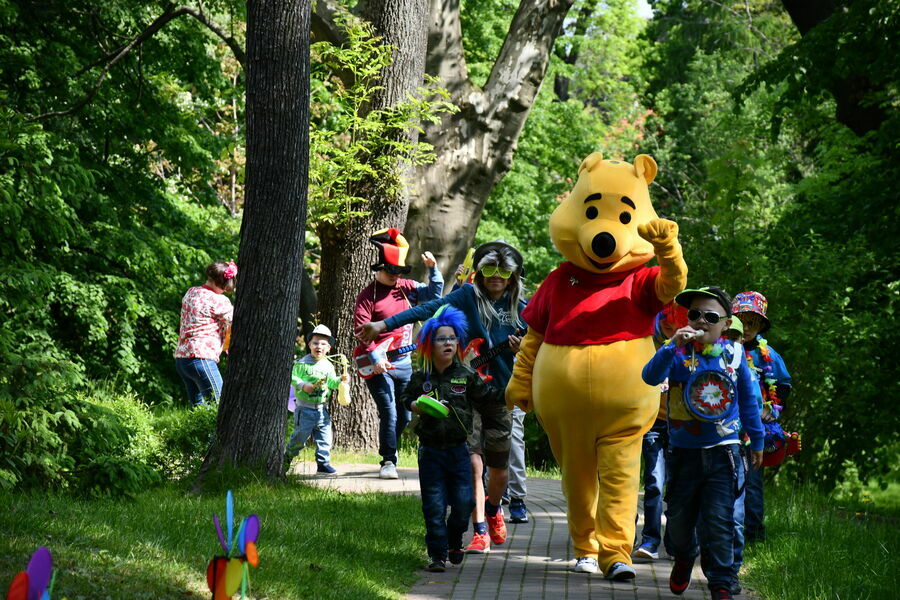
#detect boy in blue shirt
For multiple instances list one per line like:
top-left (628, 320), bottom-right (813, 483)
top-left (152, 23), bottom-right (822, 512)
top-left (642, 287), bottom-right (764, 600)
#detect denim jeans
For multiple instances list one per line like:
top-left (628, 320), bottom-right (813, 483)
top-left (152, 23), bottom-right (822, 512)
top-left (666, 444), bottom-right (743, 591)
top-left (364, 357), bottom-right (412, 465)
top-left (507, 407), bottom-right (527, 499)
top-left (418, 443), bottom-right (475, 560)
top-left (284, 404), bottom-right (332, 465)
top-left (731, 448), bottom-right (749, 583)
top-left (744, 464), bottom-right (766, 542)
top-left (639, 419), bottom-right (670, 552)
top-left (175, 358), bottom-right (223, 405)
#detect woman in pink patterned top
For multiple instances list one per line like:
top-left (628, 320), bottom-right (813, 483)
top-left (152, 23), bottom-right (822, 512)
top-left (174, 261), bottom-right (237, 405)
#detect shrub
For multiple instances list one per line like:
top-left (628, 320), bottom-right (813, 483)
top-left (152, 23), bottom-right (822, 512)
top-left (152, 403), bottom-right (218, 479)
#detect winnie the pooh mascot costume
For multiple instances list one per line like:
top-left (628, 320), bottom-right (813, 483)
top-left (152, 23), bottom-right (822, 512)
top-left (506, 153), bottom-right (687, 579)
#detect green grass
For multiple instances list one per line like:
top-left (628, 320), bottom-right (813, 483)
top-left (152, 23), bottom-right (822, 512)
top-left (743, 482), bottom-right (900, 600)
top-left (0, 479), bottom-right (424, 599)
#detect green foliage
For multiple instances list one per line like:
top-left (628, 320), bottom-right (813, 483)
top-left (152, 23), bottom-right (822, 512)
top-left (308, 12), bottom-right (456, 228)
top-left (152, 404), bottom-right (218, 480)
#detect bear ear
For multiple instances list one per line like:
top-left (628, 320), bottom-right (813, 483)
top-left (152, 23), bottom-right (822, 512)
top-left (578, 152), bottom-right (604, 175)
top-left (633, 154), bottom-right (658, 184)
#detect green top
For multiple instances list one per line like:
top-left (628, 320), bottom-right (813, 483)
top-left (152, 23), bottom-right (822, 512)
top-left (291, 355), bottom-right (341, 406)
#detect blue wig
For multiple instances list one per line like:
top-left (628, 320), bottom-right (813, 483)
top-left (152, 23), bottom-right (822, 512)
top-left (414, 305), bottom-right (468, 372)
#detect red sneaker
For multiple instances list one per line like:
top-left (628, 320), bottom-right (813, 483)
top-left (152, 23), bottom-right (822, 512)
top-left (465, 532), bottom-right (491, 554)
top-left (669, 557), bottom-right (694, 595)
top-left (486, 508), bottom-right (507, 545)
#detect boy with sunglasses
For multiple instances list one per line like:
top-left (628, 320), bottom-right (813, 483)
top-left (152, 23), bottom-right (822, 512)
top-left (642, 286), bottom-right (764, 600)
top-left (399, 306), bottom-right (506, 572)
top-left (353, 228), bottom-right (444, 479)
top-left (731, 291), bottom-right (792, 545)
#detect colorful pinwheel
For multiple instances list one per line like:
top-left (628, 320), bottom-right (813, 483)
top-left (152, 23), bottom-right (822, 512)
top-left (206, 490), bottom-right (260, 599)
top-left (6, 546), bottom-right (55, 600)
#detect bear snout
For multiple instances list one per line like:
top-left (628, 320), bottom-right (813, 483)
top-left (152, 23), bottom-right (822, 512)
top-left (591, 232), bottom-right (616, 259)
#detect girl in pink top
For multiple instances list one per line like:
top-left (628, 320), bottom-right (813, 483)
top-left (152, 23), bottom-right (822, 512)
top-left (174, 261), bottom-right (236, 405)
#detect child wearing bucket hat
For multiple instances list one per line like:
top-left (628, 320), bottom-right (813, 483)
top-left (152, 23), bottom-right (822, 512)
top-left (398, 306), bottom-right (505, 573)
top-left (641, 286), bottom-right (764, 599)
top-left (352, 228), bottom-right (444, 480)
top-left (731, 291), bottom-right (793, 545)
top-left (283, 324), bottom-right (349, 475)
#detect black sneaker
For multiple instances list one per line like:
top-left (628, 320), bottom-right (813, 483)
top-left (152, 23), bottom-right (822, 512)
top-left (448, 549), bottom-right (464, 565)
top-left (426, 559), bottom-right (446, 572)
top-left (317, 463), bottom-right (337, 474)
top-left (731, 581), bottom-right (742, 595)
top-left (711, 588), bottom-right (733, 600)
top-left (669, 557), bottom-right (694, 595)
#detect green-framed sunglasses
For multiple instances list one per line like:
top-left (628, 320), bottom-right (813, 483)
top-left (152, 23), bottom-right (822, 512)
top-left (480, 265), bottom-right (513, 279)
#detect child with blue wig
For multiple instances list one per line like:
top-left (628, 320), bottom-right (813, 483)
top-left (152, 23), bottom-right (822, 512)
top-left (399, 306), bottom-right (506, 572)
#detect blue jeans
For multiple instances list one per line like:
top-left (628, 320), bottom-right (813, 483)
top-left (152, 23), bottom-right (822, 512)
top-left (418, 444), bottom-right (474, 560)
top-left (744, 464), bottom-right (766, 542)
top-left (364, 358), bottom-right (412, 465)
top-left (731, 449), bottom-right (749, 583)
top-left (639, 419), bottom-right (670, 552)
top-left (666, 444), bottom-right (743, 591)
top-left (284, 404), bottom-right (332, 465)
top-left (175, 358), bottom-right (223, 405)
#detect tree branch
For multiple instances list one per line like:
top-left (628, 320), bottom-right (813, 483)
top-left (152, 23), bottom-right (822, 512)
top-left (424, 0), bottom-right (472, 97)
top-left (30, 5), bottom-right (245, 121)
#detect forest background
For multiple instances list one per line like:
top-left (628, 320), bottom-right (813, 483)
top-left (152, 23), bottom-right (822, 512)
top-left (1, 0), bottom-right (897, 501)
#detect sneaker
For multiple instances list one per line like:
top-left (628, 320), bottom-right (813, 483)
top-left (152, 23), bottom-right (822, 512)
top-left (426, 559), bottom-right (446, 573)
top-left (501, 491), bottom-right (511, 505)
top-left (448, 548), bottom-right (464, 565)
top-left (711, 588), bottom-right (734, 600)
top-left (669, 557), bottom-right (694, 595)
top-left (730, 582), bottom-right (742, 595)
top-left (508, 498), bottom-right (528, 523)
top-left (465, 532), bottom-right (490, 554)
top-left (573, 557), bottom-right (599, 573)
top-left (633, 544), bottom-right (659, 560)
top-left (605, 561), bottom-right (636, 580)
top-left (486, 507), bottom-right (507, 544)
top-left (316, 463), bottom-right (337, 474)
top-left (379, 461), bottom-right (399, 479)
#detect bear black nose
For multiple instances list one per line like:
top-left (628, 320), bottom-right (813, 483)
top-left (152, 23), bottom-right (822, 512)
top-left (591, 232), bottom-right (616, 258)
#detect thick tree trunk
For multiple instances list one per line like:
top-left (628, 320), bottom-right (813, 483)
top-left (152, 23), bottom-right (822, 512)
top-left (316, 0), bottom-right (429, 451)
top-left (196, 0), bottom-right (310, 482)
top-left (404, 0), bottom-right (575, 278)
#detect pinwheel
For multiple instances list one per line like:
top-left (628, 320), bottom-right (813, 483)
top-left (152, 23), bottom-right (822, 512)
top-left (206, 490), bottom-right (260, 599)
top-left (6, 546), bottom-right (55, 600)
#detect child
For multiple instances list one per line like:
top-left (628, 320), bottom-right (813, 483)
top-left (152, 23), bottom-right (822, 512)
top-left (283, 324), bottom-right (349, 475)
top-left (399, 306), bottom-right (506, 573)
top-left (731, 291), bottom-right (792, 544)
top-left (642, 287), bottom-right (764, 600)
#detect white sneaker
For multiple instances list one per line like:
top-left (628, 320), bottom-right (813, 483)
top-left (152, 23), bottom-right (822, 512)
top-left (605, 561), bottom-right (636, 581)
top-left (573, 557), bottom-right (599, 573)
top-left (379, 461), bottom-right (399, 479)
top-left (634, 545), bottom-right (659, 560)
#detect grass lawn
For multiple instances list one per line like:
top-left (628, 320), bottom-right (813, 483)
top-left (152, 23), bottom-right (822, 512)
top-left (743, 482), bottom-right (900, 600)
top-left (0, 478), bottom-right (424, 599)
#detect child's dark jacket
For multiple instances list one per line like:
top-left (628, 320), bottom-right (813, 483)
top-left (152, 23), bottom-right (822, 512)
top-left (400, 361), bottom-right (504, 449)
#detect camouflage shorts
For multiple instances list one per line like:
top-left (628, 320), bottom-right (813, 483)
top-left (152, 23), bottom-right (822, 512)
top-left (467, 403), bottom-right (512, 469)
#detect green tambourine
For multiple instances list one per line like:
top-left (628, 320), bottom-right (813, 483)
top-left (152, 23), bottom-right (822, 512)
top-left (416, 395), bottom-right (449, 419)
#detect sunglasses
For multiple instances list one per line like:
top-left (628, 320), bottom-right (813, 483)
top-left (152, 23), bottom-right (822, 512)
top-left (380, 264), bottom-right (411, 275)
top-left (480, 265), bottom-right (513, 279)
top-left (434, 336), bottom-right (459, 344)
top-left (687, 309), bottom-right (726, 325)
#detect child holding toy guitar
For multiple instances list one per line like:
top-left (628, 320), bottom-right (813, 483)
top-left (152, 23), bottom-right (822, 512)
top-left (358, 240), bottom-right (527, 553)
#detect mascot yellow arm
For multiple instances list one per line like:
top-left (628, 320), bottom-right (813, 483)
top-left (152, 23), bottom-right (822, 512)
top-left (505, 329), bottom-right (544, 412)
top-left (637, 218), bottom-right (688, 304)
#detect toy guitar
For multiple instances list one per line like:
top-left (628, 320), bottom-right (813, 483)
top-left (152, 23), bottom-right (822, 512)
top-left (461, 328), bottom-right (527, 383)
top-left (354, 334), bottom-right (417, 379)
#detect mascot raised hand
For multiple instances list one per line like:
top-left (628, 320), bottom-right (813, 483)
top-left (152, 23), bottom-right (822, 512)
top-left (506, 153), bottom-right (687, 579)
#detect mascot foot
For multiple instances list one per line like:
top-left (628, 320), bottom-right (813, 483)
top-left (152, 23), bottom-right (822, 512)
top-left (573, 557), bottom-right (599, 574)
top-left (605, 562), bottom-right (636, 581)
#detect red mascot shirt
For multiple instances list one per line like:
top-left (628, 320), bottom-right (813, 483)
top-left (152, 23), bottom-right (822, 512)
top-left (523, 262), bottom-right (663, 345)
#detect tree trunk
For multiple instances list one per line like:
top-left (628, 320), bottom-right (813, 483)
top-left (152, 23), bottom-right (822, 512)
top-left (196, 0), bottom-right (310, 482)
top-left (404, 0), bottom-right (575, 278)
top-left (316, 0), bottom-right (429, 451)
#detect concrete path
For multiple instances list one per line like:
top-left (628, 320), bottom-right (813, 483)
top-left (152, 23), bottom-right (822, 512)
top-left (291, 462), bottom-right (754, 600)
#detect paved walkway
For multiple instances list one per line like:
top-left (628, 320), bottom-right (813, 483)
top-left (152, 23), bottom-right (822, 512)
top-left (291, 462), bottom-right (754, 600)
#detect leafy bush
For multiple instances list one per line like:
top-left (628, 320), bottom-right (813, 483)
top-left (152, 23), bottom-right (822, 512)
top-left (152, 404), bottom-right (218, 479)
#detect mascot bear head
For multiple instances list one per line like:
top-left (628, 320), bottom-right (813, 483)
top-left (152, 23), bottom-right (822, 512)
top-left (550, 153), bottom-right (660, 274)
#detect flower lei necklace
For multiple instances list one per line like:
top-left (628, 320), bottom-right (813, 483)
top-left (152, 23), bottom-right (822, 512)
top-left (671, 337), bottom-right (727, 372)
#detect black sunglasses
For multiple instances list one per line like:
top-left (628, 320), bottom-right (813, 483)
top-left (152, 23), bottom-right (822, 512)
top-left (379, 264), bottom-right (412, 275)
top-left (687, 309), bottom-right (725, 325)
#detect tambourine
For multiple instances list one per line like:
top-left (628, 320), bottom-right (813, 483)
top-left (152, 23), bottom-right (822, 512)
top-left (682, 369), bottom-right (736, 422)
top-left (416, 395), bottom-right (449, 419)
